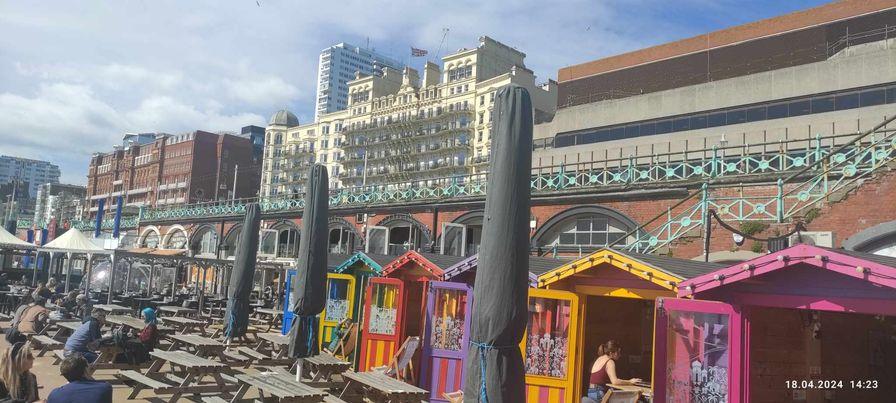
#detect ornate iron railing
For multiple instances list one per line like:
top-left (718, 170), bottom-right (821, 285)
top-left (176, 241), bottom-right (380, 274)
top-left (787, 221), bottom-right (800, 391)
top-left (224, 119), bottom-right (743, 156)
top-left (624, 115), bottom-right (896, 253)
top-left (141, 131), bottom-right (882, 223)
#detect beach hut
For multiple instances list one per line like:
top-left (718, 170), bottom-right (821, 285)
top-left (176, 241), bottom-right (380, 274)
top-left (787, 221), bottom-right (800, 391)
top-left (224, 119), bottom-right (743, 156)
top-left (319, 252), bottom-right (396, 348)
top-left (422, 254), bottom-right (568, 402)
top-left (526, 248), bottom-right (723, 403)
top-left (657, 244), bottom-right (896, 403)
top-left (281, 253), bottom-right (351, 334)
top-left (358, 251), bottom-right (465, 374)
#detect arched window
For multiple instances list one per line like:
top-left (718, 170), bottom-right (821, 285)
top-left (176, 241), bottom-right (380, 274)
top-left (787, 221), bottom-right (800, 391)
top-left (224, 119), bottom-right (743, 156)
top-left (190, 226), bottom-right (218, 257)
top-left (222, 225), bottom-right (243, 259)
top-left (533, 206), bottom-right (639, 252)
top-left (138, 227), bottom-right (160, 248)
top-left (163, 227), bottom-right (187, 249)
top-left (328, 218), bottom-right (360, 254)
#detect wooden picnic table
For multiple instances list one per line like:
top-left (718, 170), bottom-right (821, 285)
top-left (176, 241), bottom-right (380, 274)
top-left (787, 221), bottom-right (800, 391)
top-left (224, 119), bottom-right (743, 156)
top-left (253, 308), bottom-right (284, 332)
top-left (105, 315), bottom-right (174, 334)
top-left (121, 350), bottom-right (238, 403)
top-left (340, 371), bottom-right (427, 403)
top-left (300, 353), bottom-right (352, 383)
top-left (256, 332), bottom-right (290, 358)
top-left (94, 304), bottom-right (131, 315)
top-left (233, 372), bottom-right (329, 402)
top-left (158, 305), bottom-right (198, 317)
top-left (608, 383), bottom-right (653, 397)
top-left (168, 334), bottom-right (225, 357)
top-left (159, 315), bottom-right (206, 335)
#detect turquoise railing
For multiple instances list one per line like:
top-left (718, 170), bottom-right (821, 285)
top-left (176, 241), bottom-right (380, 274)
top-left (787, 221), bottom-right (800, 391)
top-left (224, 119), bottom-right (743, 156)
top-left (623, 114), bottom-right (896, 253)
top-left (17, 128), bottom-right (893, 232)
top-left (141, 132), bottom-right (877, 223)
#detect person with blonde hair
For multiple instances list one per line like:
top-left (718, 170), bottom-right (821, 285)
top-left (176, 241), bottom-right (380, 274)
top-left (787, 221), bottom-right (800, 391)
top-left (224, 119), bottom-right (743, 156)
top-left (0, 341), bottom-right (40, 402)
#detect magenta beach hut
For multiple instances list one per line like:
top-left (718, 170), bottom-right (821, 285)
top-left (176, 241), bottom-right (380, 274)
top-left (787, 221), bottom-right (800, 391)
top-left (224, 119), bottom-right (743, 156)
top-left (655, 244), bottom-right (896, 403)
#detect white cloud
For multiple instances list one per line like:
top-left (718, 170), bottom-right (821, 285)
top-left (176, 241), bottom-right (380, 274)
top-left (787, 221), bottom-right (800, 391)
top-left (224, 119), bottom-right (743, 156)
top-left (0, 0), bottom-right (790, 184)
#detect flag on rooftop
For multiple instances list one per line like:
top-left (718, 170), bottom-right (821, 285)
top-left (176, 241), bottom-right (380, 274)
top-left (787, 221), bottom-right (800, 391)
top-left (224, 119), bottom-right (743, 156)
top-left (411, 47), bottom-right (428, 57)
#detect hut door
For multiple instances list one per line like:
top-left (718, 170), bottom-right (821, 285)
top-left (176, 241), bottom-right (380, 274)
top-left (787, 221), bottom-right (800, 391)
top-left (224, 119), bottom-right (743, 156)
top-left (365, 226), bottom-right (388, 254)
top-left (360, 277), bottom-right (404, 371)
top-left (319, 273), bottom-right (356, 349)
top-left (440, 223), bottom-right (467, 257)
top-left (423, 281), bottom-right (472, 402)
top-left (522, 288), bottom-right (581, 403)
top-left (653, 297), bottom-right (742, 403)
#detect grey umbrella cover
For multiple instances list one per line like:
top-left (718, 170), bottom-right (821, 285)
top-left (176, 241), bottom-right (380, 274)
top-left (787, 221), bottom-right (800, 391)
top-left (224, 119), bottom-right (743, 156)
top-left (463, 85), bottom-right (533, 403)
top-left (288, 164), bottom-right (329, 357)
top-left (225, 202), bottom-right (262, 338)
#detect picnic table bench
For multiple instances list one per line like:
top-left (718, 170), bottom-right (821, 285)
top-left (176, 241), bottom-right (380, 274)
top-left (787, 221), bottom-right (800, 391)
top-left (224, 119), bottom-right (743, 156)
top-left (300, 353), bottom-right (352, 383)
top-left (168, 333), bottom-right (249, 365)
top-left (119, 350), bottom-right (239, 403)
top-left (105, 315), bottom-right (174, 335)
top-left (94, 304), bottom-right (132, 315)
top-left (30, 335), bottom-right (64, 356)
top-left (159, 315), bottom-right (207, 335)
top-left (255, 332), bottom-right (290, 358)
top-left (158, 305), bottom-right (198, 317)
top-left (232, 372), bottom-right (331, 402)
top-left (252, 308), bottom-right (284, 332)
top-left (339, 371), bottom-right (428, 403)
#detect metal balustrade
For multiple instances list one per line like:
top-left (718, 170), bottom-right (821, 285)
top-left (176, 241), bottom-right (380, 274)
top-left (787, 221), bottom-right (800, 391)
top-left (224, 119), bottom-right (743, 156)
top-left (623, 115), bottom-right (896, 253)
top-left (17, 126), bottom-right (896, 233)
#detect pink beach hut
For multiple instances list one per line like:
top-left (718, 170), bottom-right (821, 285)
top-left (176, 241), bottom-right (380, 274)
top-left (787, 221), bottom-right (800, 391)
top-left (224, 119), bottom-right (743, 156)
top-left (654, 244), bottom-right (896, 403)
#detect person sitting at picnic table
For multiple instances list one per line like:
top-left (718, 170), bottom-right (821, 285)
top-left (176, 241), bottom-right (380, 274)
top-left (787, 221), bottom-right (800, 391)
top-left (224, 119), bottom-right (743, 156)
top-left (63, 308), bottom-right (107, 363)
top-left (73, 294), bottom-right (91, 322)
top-left (48, 277), bottom-right (63, 295)
top-left (55, 291), bottom-right (78, 315)
top-left (582, 340), bottom-right (642, 403)
top-left (16, 276), bottom-right (27, 286)
top-left (13, 296), bottom-right (49, 338)
top-left (114, 308), bottom-right (159, 365)
top-left (46, 354), bottom-right (112, 403)
top-left (0, 342), bottom-right (40, 402)
top-left (5, 296), bottom-right (48, 344)
top-left (31, 282), bottom-right (51, 302)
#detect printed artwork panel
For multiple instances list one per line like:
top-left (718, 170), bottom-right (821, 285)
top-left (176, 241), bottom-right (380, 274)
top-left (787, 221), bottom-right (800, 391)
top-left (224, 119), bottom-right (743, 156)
top-left (431, 288), bottom-right (467, 351)
top-left (525, 297), bottom-right (571, 378)
top-left (665, 310), bottom-right (730, 403)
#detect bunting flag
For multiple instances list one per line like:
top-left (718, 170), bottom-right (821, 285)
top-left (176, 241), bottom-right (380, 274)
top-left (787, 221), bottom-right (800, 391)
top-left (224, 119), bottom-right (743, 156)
top-left (411, 47), bottom-right (428, 57)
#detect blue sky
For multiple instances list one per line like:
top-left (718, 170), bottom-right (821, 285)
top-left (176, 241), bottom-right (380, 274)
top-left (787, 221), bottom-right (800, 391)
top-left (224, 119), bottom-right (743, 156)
top-left (0, 0), bottom-right (829, 184)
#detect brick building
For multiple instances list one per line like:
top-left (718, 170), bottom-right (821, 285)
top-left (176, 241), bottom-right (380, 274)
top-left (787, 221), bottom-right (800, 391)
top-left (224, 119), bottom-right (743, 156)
top-left (86, 131), bottom-right (260, 218)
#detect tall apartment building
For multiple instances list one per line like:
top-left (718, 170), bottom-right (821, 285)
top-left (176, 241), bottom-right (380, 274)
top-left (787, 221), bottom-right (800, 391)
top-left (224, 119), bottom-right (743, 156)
top-left (86, 131), bottom-right (261, 218)
top-left (262, 36), bottom-right (557, 197)
top-left (0, 155), bottom-right (61, 220)
top-left (32, 183), bottom-right (87, 226)
top-left (315, 43), bottom-right (404, 120)
top-left (0, 156), bottom-right (60, 199)
top-left (528, 0), bottom-right (896, 252)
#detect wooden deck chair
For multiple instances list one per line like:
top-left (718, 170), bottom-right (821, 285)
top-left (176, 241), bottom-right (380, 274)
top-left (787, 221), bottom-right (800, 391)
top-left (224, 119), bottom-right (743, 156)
top-left (600, 390), bottom-right (640, 403)
top-left (372, 336), bottom-right (420, 384)
top-left (324, 320), bottom-right (358, 362)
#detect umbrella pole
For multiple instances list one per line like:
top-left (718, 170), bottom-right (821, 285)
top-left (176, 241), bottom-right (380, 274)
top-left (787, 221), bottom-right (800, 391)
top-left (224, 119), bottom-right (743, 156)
top-left (64, 252), bottom-right (72, 293)
top-left (124, 261), bottom-right (133, 294)
top-left (84, 253), bottom-right (93, 296)
top-left (107, 252), bottom-right (117, 304)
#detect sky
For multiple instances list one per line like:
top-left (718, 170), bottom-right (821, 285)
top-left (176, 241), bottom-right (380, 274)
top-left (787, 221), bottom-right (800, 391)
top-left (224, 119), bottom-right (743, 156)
top-left (0, 0), bottom-right (828, 185)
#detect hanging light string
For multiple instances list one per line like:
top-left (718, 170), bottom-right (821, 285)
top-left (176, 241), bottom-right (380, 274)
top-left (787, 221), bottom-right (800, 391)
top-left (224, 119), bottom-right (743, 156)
top-left (708, 209), bottom-right (805, 241)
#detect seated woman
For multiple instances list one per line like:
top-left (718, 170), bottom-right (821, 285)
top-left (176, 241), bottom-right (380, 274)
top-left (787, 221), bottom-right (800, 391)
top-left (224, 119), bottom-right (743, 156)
top-left (115, 308), bottom-right (159, 365)
top-left (0, 342), bottom-right (40, 402)
top-left (582, 340), bottom-right (642, 403)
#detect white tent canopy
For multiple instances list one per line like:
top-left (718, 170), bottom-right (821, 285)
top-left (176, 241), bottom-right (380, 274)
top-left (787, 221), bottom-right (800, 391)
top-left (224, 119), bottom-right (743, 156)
top-left (41, 228), bottom-right (108, 254)
top-left (0, 226), bottom-right (34, 250)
